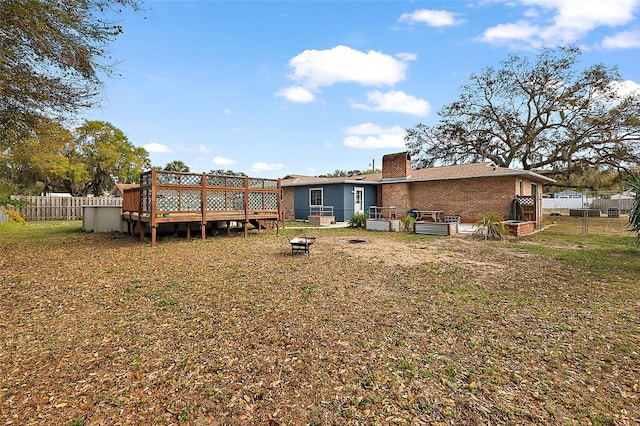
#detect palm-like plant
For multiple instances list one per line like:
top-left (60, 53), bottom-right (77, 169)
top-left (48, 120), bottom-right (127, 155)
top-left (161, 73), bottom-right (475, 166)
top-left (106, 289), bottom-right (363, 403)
top-left (474, 213), bottom-right (509, 240)
top-left (627, 175), bottom-right (640, 245)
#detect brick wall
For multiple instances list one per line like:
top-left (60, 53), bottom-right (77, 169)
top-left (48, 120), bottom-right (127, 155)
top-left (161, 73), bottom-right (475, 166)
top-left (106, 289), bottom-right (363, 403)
top-left (380, 176), bottom-right (517, 222)
top-left (382, 152), bottom-right (411, 179)
top-left (381, 182), bottom-right (411, 214)
top-left (282, 187), bottom-right (295, 220)
top-left (506, 221), bottom-right (536, 236)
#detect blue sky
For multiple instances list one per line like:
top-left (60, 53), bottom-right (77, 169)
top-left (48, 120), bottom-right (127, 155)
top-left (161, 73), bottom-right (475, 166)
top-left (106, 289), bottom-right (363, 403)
top-left (85, 0), bottom-right (640, 177)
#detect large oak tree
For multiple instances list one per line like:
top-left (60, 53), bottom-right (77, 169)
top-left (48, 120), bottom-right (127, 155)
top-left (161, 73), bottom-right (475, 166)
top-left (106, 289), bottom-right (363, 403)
top-left (0, 0), bottom-right (140, 146)
top-left (405, 47), bottom-right (640, 178)
top-left (74, 120), bottom-right (150, 196)
top-left (3, 120), bottom-right (150, 196)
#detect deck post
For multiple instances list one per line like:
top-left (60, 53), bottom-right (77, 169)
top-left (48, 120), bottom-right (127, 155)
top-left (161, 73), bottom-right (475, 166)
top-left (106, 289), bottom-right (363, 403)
top-left (244, 176), bottom-right (249, 237)
top-left (151, 225), bottom-right (157, 247)
top-left (277, 178), bottom-right (282, 235)
top-left (201, 173), bottom-right (207, 241)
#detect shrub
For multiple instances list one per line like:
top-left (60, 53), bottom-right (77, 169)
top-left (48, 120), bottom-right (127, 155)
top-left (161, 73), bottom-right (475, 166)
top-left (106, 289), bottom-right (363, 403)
top-left (402, 215), bottom-right (415, 232)
top-left (349, 213), bottom-right (367, 228)
top-left (473, 213), bottom-right (509, 240)
top-left (0, 207), bottom-right (25, 225)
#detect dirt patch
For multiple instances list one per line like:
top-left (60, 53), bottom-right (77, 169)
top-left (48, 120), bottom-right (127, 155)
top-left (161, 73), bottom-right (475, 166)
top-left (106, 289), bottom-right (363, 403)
top-left (323, 235), bottom-right (458, 266)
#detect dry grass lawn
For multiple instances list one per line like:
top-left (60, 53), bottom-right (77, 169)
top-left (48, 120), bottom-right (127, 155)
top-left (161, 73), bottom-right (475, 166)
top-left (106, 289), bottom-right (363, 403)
top-left (0, 216), bottom-right (639, 425)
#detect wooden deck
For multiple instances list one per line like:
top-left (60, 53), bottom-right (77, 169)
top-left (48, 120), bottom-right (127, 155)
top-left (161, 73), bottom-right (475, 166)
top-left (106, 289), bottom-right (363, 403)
top-left (122, 170), bottom-right (283, 247)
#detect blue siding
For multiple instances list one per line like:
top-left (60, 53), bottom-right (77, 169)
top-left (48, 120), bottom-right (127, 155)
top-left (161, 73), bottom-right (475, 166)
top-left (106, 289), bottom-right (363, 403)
top-left (291, 183), bottom-right (377, 222)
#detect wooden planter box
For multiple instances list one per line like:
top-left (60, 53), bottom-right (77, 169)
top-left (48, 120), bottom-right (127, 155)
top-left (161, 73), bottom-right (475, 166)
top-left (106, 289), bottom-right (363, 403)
top-left (308, 215), bottom-right (334, 226)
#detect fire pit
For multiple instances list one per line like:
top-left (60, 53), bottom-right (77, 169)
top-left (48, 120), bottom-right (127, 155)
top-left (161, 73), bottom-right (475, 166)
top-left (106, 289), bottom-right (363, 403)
top-left (347, 238), bottom-right (367, 244)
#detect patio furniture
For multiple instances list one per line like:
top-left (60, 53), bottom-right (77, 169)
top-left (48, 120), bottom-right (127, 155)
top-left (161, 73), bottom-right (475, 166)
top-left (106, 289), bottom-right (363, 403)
top-left (415, 210), bottom-right (444, 222)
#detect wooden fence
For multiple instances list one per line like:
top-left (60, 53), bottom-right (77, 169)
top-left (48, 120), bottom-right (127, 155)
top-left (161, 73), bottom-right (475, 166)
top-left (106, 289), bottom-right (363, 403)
top-left (10, 196), bottom-right (122, 221)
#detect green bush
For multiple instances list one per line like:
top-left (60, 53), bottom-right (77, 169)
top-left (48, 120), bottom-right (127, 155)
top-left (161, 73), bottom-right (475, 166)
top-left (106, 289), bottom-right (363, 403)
top-left (349, 213), bottom-right (368, 228)
top-left (402, 215), bottom-right (415, 232)
top-left (473, 213), bottom-right (509, 240)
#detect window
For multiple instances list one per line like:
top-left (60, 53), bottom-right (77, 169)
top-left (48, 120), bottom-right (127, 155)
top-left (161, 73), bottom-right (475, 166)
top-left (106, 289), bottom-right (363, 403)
top-left (309, 188), bottom-right (323, 206)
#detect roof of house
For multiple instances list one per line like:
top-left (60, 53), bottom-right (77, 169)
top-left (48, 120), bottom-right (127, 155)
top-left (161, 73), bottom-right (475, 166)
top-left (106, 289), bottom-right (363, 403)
top-left (281, 173), bottom-right (382, 187)
top-left (281, 162), bottom-right (555, 186)
top-left (112, 183), bottom-right (139, 195)
top-left (402, 162), bottom-right (556, 184)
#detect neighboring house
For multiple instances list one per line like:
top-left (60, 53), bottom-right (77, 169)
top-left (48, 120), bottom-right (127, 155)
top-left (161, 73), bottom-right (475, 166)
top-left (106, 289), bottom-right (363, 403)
top-left (610, 191), bottom-right (636, 199)
top-left (551, 190), bottom-right (584, 198)
top-left (282, 151), bottom-right (555, 225)
top-left (112, 183), bottom-right (139, 197)
top-left (542, 190), bottom-right (592, 210)
top-left (281, 174), bottom-right (379, 222)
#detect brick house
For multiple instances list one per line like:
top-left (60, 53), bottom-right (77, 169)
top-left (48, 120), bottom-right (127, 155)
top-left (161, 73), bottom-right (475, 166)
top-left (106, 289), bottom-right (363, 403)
top-left (282, 151), bottom-right (555, 226)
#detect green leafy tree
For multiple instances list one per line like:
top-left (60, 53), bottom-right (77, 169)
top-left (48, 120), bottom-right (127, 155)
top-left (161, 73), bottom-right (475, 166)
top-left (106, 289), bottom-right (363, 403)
top-left (164, 161), bottom-right (190, 173)
top-left (209, 169), bottom-right (247, 177)
top-left (6, 119), bottom-right (74, 194)
top-left (406, 46), bottom-right (640, 178)
top-left (627, 175), bottom-right (640, 245)
top-left (72, 121), bottom-right (150, 196)
top-left (550, 168), bottom-right (622, 192)
top-left (0, 0), bottom-right (141, 146)
top-left (319, 169), bottom-right (380, 177)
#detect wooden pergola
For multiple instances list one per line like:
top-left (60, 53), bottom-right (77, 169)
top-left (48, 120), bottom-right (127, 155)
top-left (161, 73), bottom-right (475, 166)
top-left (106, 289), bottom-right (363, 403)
top-left (122, 170), bottom-right (283, 247)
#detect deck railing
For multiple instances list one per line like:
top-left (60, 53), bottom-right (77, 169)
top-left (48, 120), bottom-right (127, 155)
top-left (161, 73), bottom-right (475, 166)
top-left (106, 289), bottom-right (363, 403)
top-left (309, 205), bottom-right (334, 217)
top-left (122, 170), bottom-right (283, 246)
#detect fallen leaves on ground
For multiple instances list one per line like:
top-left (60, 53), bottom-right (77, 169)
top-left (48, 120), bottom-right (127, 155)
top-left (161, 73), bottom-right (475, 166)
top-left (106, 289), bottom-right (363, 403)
top-left (0, 221), bottom-right (638, 425)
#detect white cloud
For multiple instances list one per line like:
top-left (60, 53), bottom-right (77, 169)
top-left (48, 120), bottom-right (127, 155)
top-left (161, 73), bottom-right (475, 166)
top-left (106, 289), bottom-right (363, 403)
top-left (480, 21), bottom-right (541, 45)
top-left (396, 52), bottom-right (418, 62)
top-left (212, 156), bottom-right (237, 166)
top-left (610, 79), bottom-right (640, 98)
top-left (197, 145), bottom-right (211, 153)
top-left (351, 90), bottom-right (431, 117)
top-left (286, 45), bottom-right (410, 90)
top-left (398, 9), bottom-right (464, 27)
top-left (480, 0), bottom-right (640, 48)
top-left (602, 30), bottom-right (640, 48)
top-left (143, 142), bottom-right (172, 153)
top-left (343, 123), bottom-right (407, 149)
top-left (223, 108), bottom-right (232, 115)
top-left (252, 162), bottom-right (284, 172)
top-left (276, 86), bottom-right (316, 103)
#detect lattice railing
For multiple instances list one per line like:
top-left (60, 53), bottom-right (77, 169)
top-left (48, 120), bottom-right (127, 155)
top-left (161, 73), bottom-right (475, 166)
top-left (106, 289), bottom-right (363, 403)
top-left (136, 170), bottom-right (280, 216)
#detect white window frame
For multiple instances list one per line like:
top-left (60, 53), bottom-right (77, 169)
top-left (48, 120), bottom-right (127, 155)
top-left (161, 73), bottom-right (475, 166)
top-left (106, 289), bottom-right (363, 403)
top-left (309, 187), bottom-right (323, 207)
